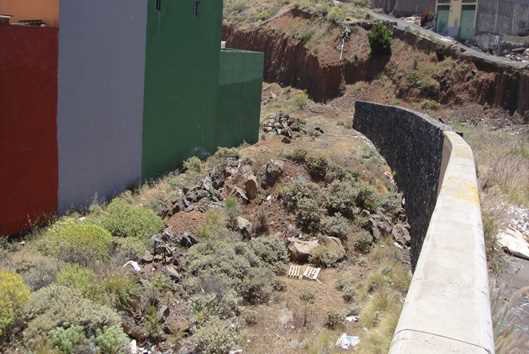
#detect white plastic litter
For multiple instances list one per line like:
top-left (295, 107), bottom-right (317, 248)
top-left (336, 334), bottom-right (360, 350)
top-left (123, 260), bottom-right (141, 273)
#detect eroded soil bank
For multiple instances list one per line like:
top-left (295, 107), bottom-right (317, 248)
top-left (224, 8), bottom-right (529, 117)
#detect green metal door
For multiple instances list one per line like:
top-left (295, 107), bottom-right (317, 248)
top-left (143, 0), bottom-right (223, 180)
top-left (436, 5), bottom-right (450, 34)
top-left (459, 5), bottom-right (476, 41)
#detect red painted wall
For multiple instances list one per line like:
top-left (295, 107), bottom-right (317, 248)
top-left (0, 24), bottom-right (58, 235)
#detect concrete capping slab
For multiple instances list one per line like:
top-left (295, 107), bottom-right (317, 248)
top-left (353, 102), bottom-right (494, 354)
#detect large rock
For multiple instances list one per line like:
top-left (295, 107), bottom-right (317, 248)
top-left (237, 216), bottom-right (253, 239)
top-left (262, 160), bottom-right (284, 188)
top-left (243, 174), bottom-right (259, 200)
top-left (288, 238), bottom-right (320, 263)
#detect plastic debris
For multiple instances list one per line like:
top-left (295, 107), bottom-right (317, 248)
top-left (123, 260), bottom-right (141, 273)
top-left (336, 334), bottom-right (360, 350)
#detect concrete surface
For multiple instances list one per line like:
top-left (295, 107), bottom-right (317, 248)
top-left (354, 102), bottom-right (494, 354)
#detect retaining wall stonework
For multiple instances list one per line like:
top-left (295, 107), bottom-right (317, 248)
top-left (354, 101), bottom-right (494, 354)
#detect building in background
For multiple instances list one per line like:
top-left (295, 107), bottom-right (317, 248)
top-left (434, 0), bottom-right (529, 42)
top-left (0, 0), bottom-right (264, 235)
top-left (0, 0), bottom-right (59, 26)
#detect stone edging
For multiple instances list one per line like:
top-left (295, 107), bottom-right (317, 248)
top-left (353, 101), bottom-right (494, 354)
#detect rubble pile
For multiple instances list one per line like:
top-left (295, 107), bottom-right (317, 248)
top-left (504, 47), bottom-right (529, 63)
top-left (262, 112), bottom-right (324, 143)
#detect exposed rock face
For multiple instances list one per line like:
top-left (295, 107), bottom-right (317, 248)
top-left (224, 8), bottom-right (529, 115)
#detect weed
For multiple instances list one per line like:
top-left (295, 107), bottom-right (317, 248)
top-left (49, 325), bottom-right (86, 354)
top-left (368, 22), bottom-right (393, 56)
top-left (38, 219), bottom-right (112, 267)
top-left (95, 325), bottom-right (129, 354)
top-left (192, 317), bottom-right (239, 354)
top-left (224, 196), bottom-right (240, 229)
top-left (183, 156), bottom-right (203, 173)
top-left (300, 290), bottom-right (315, 327)
top-left (95, 198), bottom-right (163, 239)
top-left (291, 91), bottom-right (310, 110)
top-left (305, 154), bottom-right (329, 180)
top-left (0, 270), bottom-right (31, 337)
top-left (321, 213), bottom-right (351, 240)
top-left (56, 264), bottom-right (100, 300)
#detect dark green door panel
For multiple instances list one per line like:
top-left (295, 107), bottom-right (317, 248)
top-left (143, 0), bottom-right (223, 180)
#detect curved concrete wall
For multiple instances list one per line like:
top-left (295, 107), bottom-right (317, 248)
top-left (354, 102), bottom-right (494, 354)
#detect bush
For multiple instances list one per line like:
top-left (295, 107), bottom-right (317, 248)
top-left (325, 179), bottom-right (378, 218)
top-left (279, 179), bottom-right (323, 212)
top-left (183, 156), bottom-right (203, 173)
top-left (368, 22), bottom-right (393, 56)
top-left (296, 198), bottom-right (322, 233)
top-left (3, 250), bottom-right (61, 290)
top-left (249, 236), bottom-right (289, 273)
top-left (197, 209), bottom-right (229, 239)
top-left (224, 196), bottom-right (240, 229)
top-left (113, 236), bottom-right (149, 259)
top-left (193, 317), bottom-right (239, 354)
top-left (95, 325), bottom-right (129, 354)
top-left (50, 325), bottom-right (86, 354)
top-left (0, 270), bottom-right (31, 337)
top-left (321, 213), bottom-right (351, 240)
top-left (56, 264), bottom-right (100, 299)
top-left (305, 154), bottom-right (329, 180)
top-left (325, 311), bottom-right (344, 329)
top-left (97, 198), bottom-right (163, 239)
top-left (39, 219), bottom-right (112, 266)
top-left (185, 240), bottom-right (276, 304)
top-left (291, 91), bottom-right (309, 110)
top-left (353, 230), bottom-right (374, 254)
top-left (101, 273), bottom-right (139, 312)
top-left (23, 285), bottom-right (121, 343)
top-left (286, 148), bottom-right (307, 163)
top-left (336, 277), bottom-right (356, 303)
top-left (192, 291), bottom-right (240, 324)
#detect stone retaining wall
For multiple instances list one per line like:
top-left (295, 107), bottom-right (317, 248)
top-left (354, 101), bottom-right (494, 354)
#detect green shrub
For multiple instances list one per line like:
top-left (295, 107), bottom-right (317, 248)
top-left (291, 91), bottom-right (309, 110)
top-left (296, 198), bottom-right (322, 233)
top-left (321, 213), bottom-right (351, 240)
top-left (113, 236), bottom-right (149, 259)
top-left (192, 317), bottom-right (239, 354)
top-left (49, 325), bottom-right (86, 354)
top-left (286, 148), bottom-right (308, 163)
top-left (368, 22), bottom-right (393, 56)
top-left (197, 209), bottom-right (236, 239)
top-left (185, 240), bottom-right (275, 304)
top-left (23, 285), bottom-right (121, 343)
top-left (249, 236), bottom-right (288, 273)
top-left (183, 156), bottom-right (203, 173)
top-left (192, 291), bottom-right (240, 324)
top-left (353, 230), bottom-right (374, 254)
top-left (336, 277), bottom-right (356, 303)
top-left (3, 250), bottom-right (61, 290)
top-left (101, 273), bottom-right (139, 312)
top-left (325, 311), bottom-right (344, 329)
top-left (39, 219), bottom-right (112, 266)
top-left (326, 179), bottom-right (378, 218)
top-left (305, 154), bottom-right (329, 180)
top-left (95, 325), bottom-right (129, 354)
top-left (56, 264), bottom-right (100, 299)
top-left (224, 196), bottom-right (240, 229)
top-left (0, 270), bottom-right (31, 337)
top-left (97, 198), bottom-right (163, 239)
top-left (279, 180), bottom-right (323, 212)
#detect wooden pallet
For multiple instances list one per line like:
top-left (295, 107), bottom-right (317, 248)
top-left (287, 264), bottom-right (321, 281)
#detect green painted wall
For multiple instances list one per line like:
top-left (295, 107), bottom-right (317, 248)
top-left (217, 49), bottom-right (264, 148)
top-left (142, 0), bottom-right (223, 180)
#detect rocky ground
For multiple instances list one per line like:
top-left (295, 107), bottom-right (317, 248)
top-left (0, 84), bottom-right (413, 354)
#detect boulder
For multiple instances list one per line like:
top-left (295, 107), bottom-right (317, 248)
top-left (237, 216), bottom-right (253, 238)
top-left (243, 174), bottom-right (259, 200)
top-left (262, 160), bottom-right (284, 188)
top-left (288, 238), bottom-right (320, 263)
